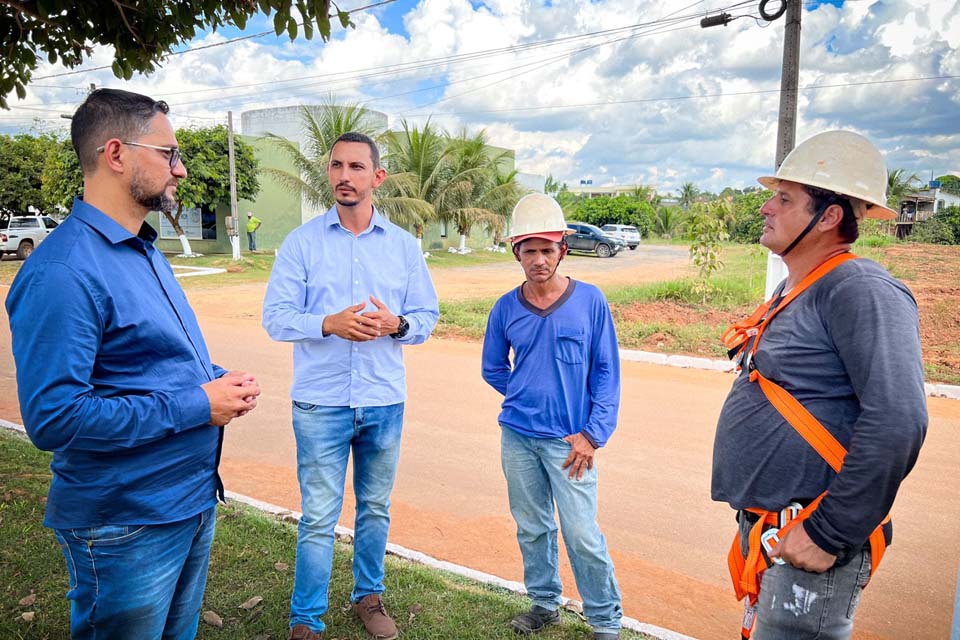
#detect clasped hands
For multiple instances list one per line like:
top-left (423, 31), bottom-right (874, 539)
top-left (322, 295), bottom-right (400, 342)
top-left (202, 370), bottom-right (261, 426)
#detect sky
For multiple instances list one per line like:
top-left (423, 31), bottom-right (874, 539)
top-left (4, 0), bottom-right (959, 196)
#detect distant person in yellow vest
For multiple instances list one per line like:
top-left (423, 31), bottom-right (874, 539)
top-left (246, 211), bottom-right (262, 252)
top-left (712, 131), bottom-right (927, 640)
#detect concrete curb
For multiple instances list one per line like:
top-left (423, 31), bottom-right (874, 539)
top-left (620, 348), bottom-right (960, 399)
top-left (226, 490), bottom-right (699, 640)
top-left (0, 419), bottom-right (695, 640)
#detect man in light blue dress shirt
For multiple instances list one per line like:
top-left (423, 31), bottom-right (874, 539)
top-left (263, 132), bottom-right (439, 640)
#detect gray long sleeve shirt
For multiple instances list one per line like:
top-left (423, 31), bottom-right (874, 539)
top-left (712, 257), bottom-right (927, 555)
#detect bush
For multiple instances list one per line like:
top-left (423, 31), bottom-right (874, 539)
top-left (728, 190), bottom-right (771, 244)
top-left (571, 195), bottom-right (654, 238)
top-left (908, 216), bottom-right (956, 244)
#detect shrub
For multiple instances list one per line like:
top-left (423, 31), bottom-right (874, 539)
top-left (908, 216), bottom-right (956, 244)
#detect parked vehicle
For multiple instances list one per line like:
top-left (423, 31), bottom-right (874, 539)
top-left (601, 223), bottom-right (641, 249)
top-left (0, 215), bottom-right (59, 260)
top-left (566, 222), bottom-right (622, 258)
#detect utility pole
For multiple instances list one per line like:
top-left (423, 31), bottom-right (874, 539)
top-left (227, 110), bottom-right (241, 261)
top-left (765, 0), bottom-right (802, 298)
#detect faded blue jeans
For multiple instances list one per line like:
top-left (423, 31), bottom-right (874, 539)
top-left (53, 505), bottom-right (217, 640)
top-left (952, 564), bottom-right (960, 640)
top-left (738, 513), bottom-right (872, 640)
top-left (289, 402), bottom-right (404, 633)
top-left (500, 426), bottom-right (622, 633)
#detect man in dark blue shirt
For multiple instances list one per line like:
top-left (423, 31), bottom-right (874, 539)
top-left (482, 194), bottom-right (622, 640)
top-left (6, 88), bottom-right (261, 640)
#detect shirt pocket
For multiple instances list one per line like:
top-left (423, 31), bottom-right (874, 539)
top-left (556, 327), bottom-right (586, 364)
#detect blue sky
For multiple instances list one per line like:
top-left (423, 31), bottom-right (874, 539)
top-left (6, 0), bottom-right (959, 194)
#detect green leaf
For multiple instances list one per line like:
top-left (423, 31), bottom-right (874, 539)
top-left (287, 18), bottom-right (298, 40)
top-left (274, 11), bottom-right (287, 36)
top-left (317, 12), bottom-right (332, 40)
top-left (338, 10), bottom-right (350, 28)
top-left (302, 19), bottom-right (313, 40)
top-left (111, 59), bottom-right (123, 78)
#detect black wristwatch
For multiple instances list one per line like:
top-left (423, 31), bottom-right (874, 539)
top-left (390, 315), bottom-right (409, 339)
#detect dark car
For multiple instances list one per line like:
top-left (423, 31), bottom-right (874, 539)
top-left (566, 222), bottom-right (622, 258)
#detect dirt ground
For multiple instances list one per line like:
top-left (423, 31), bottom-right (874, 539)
top-left (1, 245), bottom-right (959, 640)
top-left (883, 244), bottom-right (960, 377)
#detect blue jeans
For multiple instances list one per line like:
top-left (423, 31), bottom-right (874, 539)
top-left (737, 514), bottom-right (871, 640)
top-left (248, 230), bottom-right (257, 251)
top-left (53, 506), bottom-right (217, 640)
top-left (500, 426), bottom-right (622, 633)
top-left (290, 402), bottom-right (404, 633)
top-left (952, 563), bottom-right (960, 640)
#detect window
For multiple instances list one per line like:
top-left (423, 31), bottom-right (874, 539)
top-left (43, 217), bottom-right (59, 229)
top-left (10, 218), bottom-right (40, 229)
top-left (440, 219), bottom-right (448, 238)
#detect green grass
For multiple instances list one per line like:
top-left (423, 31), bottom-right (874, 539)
top-left (0, 430), bottom-right (651, 640)
top-left (422, 248), bottom-right (516, 268)
top-left (0, 257), bottom-right (24, 285)
top-left (614, 320), bottom-right (730, 357)
top-left (436, 297), bottom-right (498, 340)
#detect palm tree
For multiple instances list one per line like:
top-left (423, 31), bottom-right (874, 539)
top-left (653, 205), bottom-right (685, 239)
top-left (262, 103), bottom-right (425, 228)
top-left (544, 174), bottom-right (562, 196)
top-left (480, 168), bottom-right (528, 245)
top-left (434, 129), bottom-right (514, 252)
top-left (381, 119), bottom-right (447, 250)
top-left (887, 168), bottom-right (921, 210)
top-left (679, 181), bottom-right (699, 210)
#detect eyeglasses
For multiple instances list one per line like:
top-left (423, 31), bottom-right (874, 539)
top-left (96, 141), bottom-right (182, 169)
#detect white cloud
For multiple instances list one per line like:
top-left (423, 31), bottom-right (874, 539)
top-left (6, 0), bottom-right (960, 192)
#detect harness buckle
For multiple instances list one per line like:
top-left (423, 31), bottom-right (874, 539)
top-left (760, 528), bottom-right (786, 565)
top-left (779, 502), bottom-right (803, 529)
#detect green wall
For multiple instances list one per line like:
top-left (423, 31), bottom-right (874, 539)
top-left (153, 134), bottom-right (301, 255)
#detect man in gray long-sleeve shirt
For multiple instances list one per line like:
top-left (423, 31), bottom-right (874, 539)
top-left (712, 131), bottom-right (927, 640)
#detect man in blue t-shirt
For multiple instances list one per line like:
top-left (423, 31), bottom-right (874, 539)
top-left (482, 194), bottom-right (622, 640)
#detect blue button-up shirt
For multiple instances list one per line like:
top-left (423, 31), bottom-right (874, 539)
top-left (262, 206), bottom-right (439, 407)
top-left (5, 199), bottom-right (223, 529)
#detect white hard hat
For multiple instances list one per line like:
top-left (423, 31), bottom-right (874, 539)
top-left (758, 130), bottom-right (896, 220)
top-left (506, 193), bottom-right (572, 243)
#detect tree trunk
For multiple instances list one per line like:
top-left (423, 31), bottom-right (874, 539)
top-left (163, 204), bottom-right (196, 257)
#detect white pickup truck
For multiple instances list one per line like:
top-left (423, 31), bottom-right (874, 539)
top-left (0, 214), bottom-right (60, 260)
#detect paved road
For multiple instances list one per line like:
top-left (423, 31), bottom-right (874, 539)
top-left (1, 246), bottom-right (957, 639)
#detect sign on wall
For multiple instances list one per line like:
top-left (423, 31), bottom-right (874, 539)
top-left (159, 207), bottom-right (202, 240)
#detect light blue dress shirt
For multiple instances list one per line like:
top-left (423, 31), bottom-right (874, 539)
top-left (262, 206), bottom-right (439, 408)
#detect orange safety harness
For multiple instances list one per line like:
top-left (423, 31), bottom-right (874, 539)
top-left (720, 252), bottom-right (890, 640)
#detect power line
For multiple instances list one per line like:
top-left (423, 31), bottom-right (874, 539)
top-left (392, 74), bottom-right (960, 118)
top-left (5, 74), bottom-right (955, 126)
top-left (29, 0), bottom-right (398, 81)
top-left (164, 2), bottom-right (755, 111)
top-left (26, 0), bottom-right (752, 105)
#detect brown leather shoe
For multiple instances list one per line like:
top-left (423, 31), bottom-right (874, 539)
top-left (288, 623), bottom-right (323, 639)
top-left (353, 594), bottom-right (399, 639)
